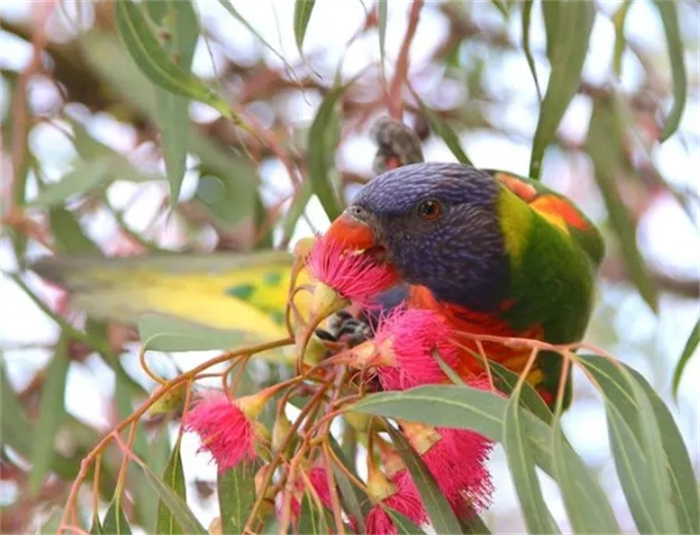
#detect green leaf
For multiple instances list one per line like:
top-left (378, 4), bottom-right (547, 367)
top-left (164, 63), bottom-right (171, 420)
top-left (329, 441), bottom-right (367, 533)
top-left (115, 0), bottom-right (231, 117)
top-left (488, 361), bottom-right (553, 424)
top-left (490, 0), bottom-right (510, 19)
top-left (672, 317), bottom-right (699, 398)
top-left (612, 0), bottom-right (632, 77)
top-left (378, 0), bottom-right (388, 63)
top-left (530, 1), bottom-right (595, 178)
top-left (307, 85), bottom-right (345, 220)
top-left (502, 393), bottom-right (560, 534)
top-left (297, 492), bottom-right (330, 535)
top-left (138, 314), bottom-right (250, 352)
top-left (28, 157), bottom-right (113, 208)
top-left (587, 97), bottom-right (658, 311)
top-left (90, 515), bottom-right (106, 535)
top-left (49, 207), bottom-right (98, 253)
top-left (137, 457), bottom-right (207, 534)
top-left (385, 507), bottom-right (427, 534)
top-left (156, 439), bottom-right (187, 535)
top-left (103, 499), bottom-right (133, 535)
top-left (521, 0), bottom-right (541, 101)
top-left (0, 361), bottom-right (79, 481)
top-left (459, 514), bottom-right (492, 534)
top-left (580, 355), bottom-right (698, 534)
top-left (293, 0), bottom-right (315, 52)
top-left (551, 417), bottom-right (617, 534)
top-left (630, 379), bottom-right (679, 533)
top-left (387, 426), bottom-right (464, 535)
top-left (281, 180), bottom-right (313, 245)
top-left (28, 336), bottom-right (70, 495)
top-left (421, 106), bottom-right (473, 166)
top-left (145, 0), bottom-right (199, 203)
top-left (218, 462), bottom-right (259, 534)
top-left (652, 0), bottom-right (687, 141)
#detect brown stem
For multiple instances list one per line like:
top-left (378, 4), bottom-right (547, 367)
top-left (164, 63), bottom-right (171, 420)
top-left (388, 0), bottom-right (425, 120)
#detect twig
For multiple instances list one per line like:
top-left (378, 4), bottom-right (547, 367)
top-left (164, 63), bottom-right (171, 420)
top-left (388, 0), bottom-right (424, 120)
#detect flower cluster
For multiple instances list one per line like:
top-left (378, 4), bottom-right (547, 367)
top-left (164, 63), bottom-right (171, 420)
top-left (178, 232), bottom-right (495, 535)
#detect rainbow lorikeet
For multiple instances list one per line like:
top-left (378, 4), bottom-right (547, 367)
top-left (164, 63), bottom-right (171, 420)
top-left (326, 162), bottom-right (605, 407)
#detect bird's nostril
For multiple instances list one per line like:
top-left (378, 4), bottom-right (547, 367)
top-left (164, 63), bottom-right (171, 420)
top-left (348, 205), bottom-right (367, 221)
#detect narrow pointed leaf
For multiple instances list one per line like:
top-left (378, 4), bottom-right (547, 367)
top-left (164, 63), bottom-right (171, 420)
top-left (653, 0), bottom-right (687, 140)
top-left (386, 507), bottom-right (427, 534)
top-left (28, 157), bottom-right (113, 208)
top-left (488, 361), bottom-right (553, 424)
top-left (90, 515), bottom-right (106, 535)
top-left (588, 98), bottom-right (659, 311)
top-left (49, 208), bottom-right (98, 253)
top-left (551, 417), bottom-right (618, 533)
top-left (329, 439), bottom-right (367, 532)
top-left (293, 0), bottom-right (315, 52)
top-left (502, 393), bottom-right (560, 534)
top-left (421, 107), bottom-right (473, 166)
top-left (387, 426), bottom-right (464, 535)
top-left (156, 439), bottom-right (187, 535)
top-left (672, 317), bottom-right (699, 398)
top-left (115, 0), bottom-right (231, 117)
top-left (307, 86), bottom-right (344, 220)
top-left (521, 0), bottom-right (541, 101)
top-left (218, 462), bottom-right (259, 534)
top-left (580, 355), bottom-right (698, 534)
top-left (612, 0), bottom-right (632, 77)
top-left (138, 458), bottom-right (207, 534)
top-left (103, 499), bottom-right (133, 535)
top-left (530, 1), bottom-right (595, 178)
top-left (28, 336), bottom-right (70, 495)
top-left (145, 0), bottom-right (198, 203)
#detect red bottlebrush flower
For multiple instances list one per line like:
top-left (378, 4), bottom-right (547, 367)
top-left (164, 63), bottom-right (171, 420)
top-left (184, 392), bottom-right (262, 472)
top-left (368, 308), bottom-right (461, 391)
top-left (400, 377), bottom-right (495, 519)
top-left (366, 469), bottom-right (427, 535)
top-left (306, 233), bottom-right (397, 307)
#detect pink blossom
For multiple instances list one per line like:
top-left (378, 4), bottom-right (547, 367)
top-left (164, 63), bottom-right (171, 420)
top-left (373, 308), bottom-right (461, 390)
top-left (400, 377), bottom-right (495, 518)
top-left (306, 234), bottom-right (397, 306)
top-left (183, 393), bottom-right (258, 472)
top-left (366, 470), bottom-right (427, 535)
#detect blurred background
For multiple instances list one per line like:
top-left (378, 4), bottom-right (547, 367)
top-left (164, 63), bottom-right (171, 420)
top-left (0, 0), bottom-right (698, 533)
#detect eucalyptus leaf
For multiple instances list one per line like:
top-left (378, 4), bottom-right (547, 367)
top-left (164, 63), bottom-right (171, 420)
top-left (653, 0), bottom-right (687, 141)
top-left (28, 336), bottom-right (70, 495)
top-left (218, 461), bottom-right (259, 534)
top-left (145, 0), bottom-right (199, 202)
top-left (307, 85), bottom-right (345, 220)
top-left (115, 0), bottom-right (231, 117)
top-left (672, 317), bottom-right (699, 398)
top-left (293, 0), bottom-right (315, 52)
top-left (156, 439), bottom-right (187, 535)
top-left (530, 1), bottom-right (595, 178)
top-left (103, 499), bottom-right (133, 535)
top-left (502, 393), bottom-right (560, 534)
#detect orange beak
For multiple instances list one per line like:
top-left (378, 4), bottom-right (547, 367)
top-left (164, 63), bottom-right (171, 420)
top-left (326, 212), bottom-right (378, 251)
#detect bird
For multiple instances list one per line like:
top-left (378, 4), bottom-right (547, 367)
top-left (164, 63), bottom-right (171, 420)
top-left (325, 162), bottom-right (605, 407)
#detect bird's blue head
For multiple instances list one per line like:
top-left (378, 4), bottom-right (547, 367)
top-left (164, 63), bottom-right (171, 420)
top-left (327, 163), bottom-right (510, 311)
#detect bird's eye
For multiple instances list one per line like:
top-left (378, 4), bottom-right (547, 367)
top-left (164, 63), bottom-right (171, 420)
top-left (417, 199), bottom-right (442, 221)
